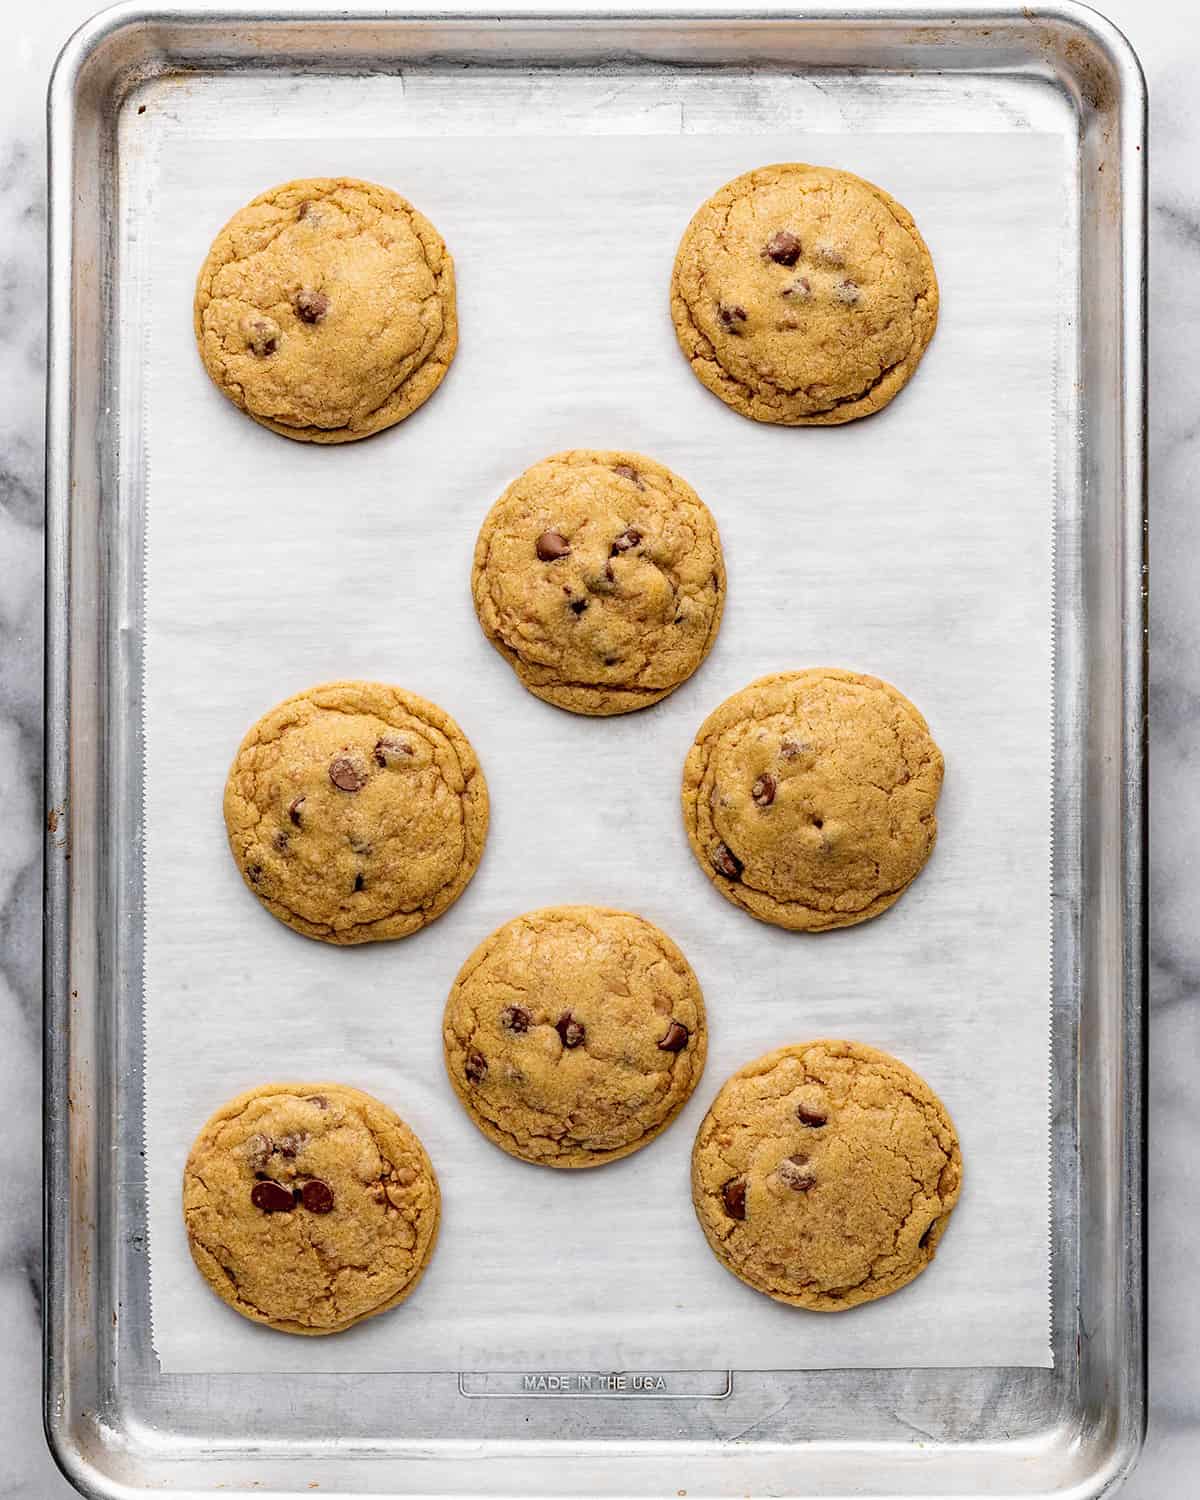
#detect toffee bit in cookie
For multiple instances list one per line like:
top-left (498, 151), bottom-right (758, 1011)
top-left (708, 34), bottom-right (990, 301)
top-left (752, 773), bottom-right (776, 808)
top-left (300, 1179), bottom-right (334, 1213)
top-left (569, 598), bottom-right (588, 616)
top-left (835, 279), bottom-right (861, 306)
top-left (710, 840), bottom-right (743, 880)
top-left (555, 1012), bottom-right (586, 1048)
top-left (288, 796), bottom-right (305, 826)
top-left (796, 1103), bottom-right (828, 1128)
top-left (353, 872), bottom-right (365, 893)
top-left (501, 1005), bottom-right (531, 1034)
top-left (240, 312), bottom-right (280, 356)
top-left (658, 1020), bottom-right (690, 1053)
top-left (250, 1180), bottom-right (296, 1213)
top-left (465, 1050), bottom-right (488, 1085)
top-left (295, 288), bottom-right (330, 324)
top-left (781, 275), bottom-right (812, 300)
top-left (329, 754), bottom-right (368, 792)
top-left (535, 529), bottom-right (571, 561)
top-left (611, 527), bottom-right (642, 555)
top-left (612, 463), bottom-right (645, 489)
top-left (718, 302), bottom-right (748, 333)
top-left (763, 229), bottom-right (802, 266)
top-left (373, 735), bottom-right (413, 767)
top-left (722, 1178), bottom-right (747, 1220)
top-left (776, 1154), bottom-right (817, 1192)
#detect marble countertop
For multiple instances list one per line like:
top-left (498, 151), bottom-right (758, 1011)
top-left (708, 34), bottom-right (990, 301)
top-left (0, 2), bottom-right (1183, 1494)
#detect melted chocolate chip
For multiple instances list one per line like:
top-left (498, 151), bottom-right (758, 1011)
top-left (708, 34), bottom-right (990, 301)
top-left (555, 1012), bottom-right (586, 1048)
top-left (288, 796), bottom-right (305, 826)
top-left (781, 276), bottom-right (812, 300)
top-left (245, 1132), bottom-right (272, 1170)
top-left (658, 1020), bottom-right (689, 1053)
top-left (501, 1005), bottom-right (531, 1034)
top-left (763, 229), bottom-right (802, 266)
top-left (612, 464), bottom-right (645, 489)
top-left (307, 1095), bottom-right (329, 1110)
top-left (776, 1155), bottom-right (816, 1191)
top-left (710, 841), bottom-right (743, 880)
top-left (295, 288), bottom-right (329, 323)
top-left (569, 598), bottom-right (588, 615)
top-left (752, 773), bottom-right (776, 808)
top-left (300, 1179), bottom-right (334, 1213)
top-left (465, 1051), bottom-right (488, 1085)
top-left (374, 736), bottom-right (413, 767)
top-left (247, 864), bottom-right (263, 884)
top-left (536, 530), bottom-right (571, 561)
top-left (718, 303), bottom-right (748, 333)
top-left (796, 1103), bottom-right (828, 1128)
top-left (274, 1133), bottom-right (304, 1159)
top-left (611, 527), bottom-right (642, 555)
top-left (273, 830), bottom-right (289, 852)
top-left (251, 1180), bottom-right (295, 1213)
top-left (329, 755), bottom-right (367, 792)
top-left (780, 738), bottom-right (808, 760)
top-left (722, 1178), bottom-right (747, 1220)
top-left (241, 314), bottom-right (279, 356)
top-left (835, 279), bottom-right (861, 306)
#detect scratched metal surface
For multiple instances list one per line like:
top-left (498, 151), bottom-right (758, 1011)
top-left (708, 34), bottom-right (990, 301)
top-left (43, 4), bottom-right (1146, 1496)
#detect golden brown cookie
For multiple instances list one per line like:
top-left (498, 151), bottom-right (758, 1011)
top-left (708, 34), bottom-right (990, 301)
top-left (194, 177), bottom-right (457, 442)
top-left (223, 681), bottom-right (488, 944)
top-left (682, 669), bottom-right (943, 931)
top-left (443, 906), bottom-right (707, 1167)
top-left (692, 1041), bottom-right (961, 1310)
top-left (471, 450), bottom-right (726, 716)
top-left (671, 164), bottom-right (938, 425)
top-left (183, 1083), bottom-right (440, 1334)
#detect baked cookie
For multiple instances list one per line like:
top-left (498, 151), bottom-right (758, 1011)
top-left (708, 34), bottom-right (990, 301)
top-left (692, 1041), bottom-right (961, 1310)
top-left (671, 163), bottom-right (938, 425)
top-left (194, 177), bottom-right (456, 442)
top-left (183, 1083), bottom-right (440, 1334)
top-left (472, 450), bottom-right (726, 715)
top-left (223, 681), bottom-right (488, 944)
top-left (682, 669), bottom-right (943, 931)
top-left (443, 906), bottom-right (707, 1166)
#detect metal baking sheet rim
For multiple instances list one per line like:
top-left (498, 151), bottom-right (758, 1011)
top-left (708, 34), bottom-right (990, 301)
top-left (43, 3), bottom-right (1147, 1498)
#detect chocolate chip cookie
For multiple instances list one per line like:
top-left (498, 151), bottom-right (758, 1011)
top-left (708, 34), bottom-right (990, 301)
top-left (472, 450), bottom-right (726, 715)
top-left (671, 164), bottom-right (938, 425)
top-left (223, 681), bottom-right (488, 944)
top-left (183, 1083), bottom-right (440, 1334)
top-left (692, 1040), bottom-right (961, 1310)
top-left (682, 669), bottom-right (943, 931)
top-left (443, 906), bottom-right (707, 1167)
top-left (194, 177), bottom-right (457, 442)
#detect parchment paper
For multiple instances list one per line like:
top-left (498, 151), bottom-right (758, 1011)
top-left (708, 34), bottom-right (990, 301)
top-left (144, 130), bottom-right (1059, 1373)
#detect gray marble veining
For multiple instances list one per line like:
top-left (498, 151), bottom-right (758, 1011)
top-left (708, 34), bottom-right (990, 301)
top-left (1, 1), bottom-right (1191, 1493)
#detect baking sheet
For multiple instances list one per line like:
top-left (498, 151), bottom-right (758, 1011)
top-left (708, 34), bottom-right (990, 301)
top-left (143, 130), bottom-right (1058, 1374)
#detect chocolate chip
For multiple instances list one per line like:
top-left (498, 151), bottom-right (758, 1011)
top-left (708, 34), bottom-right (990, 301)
top-left (240, 313), bottom-right (280, 356)
top-left (569, 598), bottom-right (588, 615)
top-left (555, 1012), bottom-right (586, 1048)
top-left (763, 230), bottom-right (802, 266)
top-left (781, 276), bottom-right (812, 300)
top-left (373, 736), bottom-right (413, 767)
top-left (353, 872), bottom-right (365, 893)
top-left (307, 1095), bottom-right (329, 1110)
top-left (536, 530), bottom-right (571, 561)
top-left (612, 464), bottom-right (645, 489)
top-left (752, 773), bottom-right (776, 808)
top-left (835, 279), bottom-right (861, 306)
top-left (776, 1155), bottom-right (816, 1191)
top-left (295, 288), bottom-right (329, 323)
top-left (465, 1051), bottom-right (488, 1085)
top-left (718, 303), bottom-right (748, 333)
top-left (611, 527), bottom-right (642, 555)
top-left (329, 755), bottom-right (367, 792)
top-left (501, 1005), bottom-right (531, 1034)
top-left (251, 1180), bottom-right (295, 1213)
top-left (796, 1103), bottom-right (828, 1127)
top-left (657, 1020), bottom-right (689, 1053)
top-left (247, 864), bottom-right (263, 884)
top-left (288, 796), bottom-right (305, 827)
top-left (710, 841), bottom-right (743, 880)
top-left (300, 1179), bottom-right (334, 1213)
top-left (722, 1179), bottom-right (747, 1220)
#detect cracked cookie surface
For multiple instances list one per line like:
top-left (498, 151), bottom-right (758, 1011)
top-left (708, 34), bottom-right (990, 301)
top-left (194, 176), bottom-right (457, 442)
top-left (692, 1041), bottom-right (961, 1310)
top-left (671, 163), bottom-right (938, 425)
top-left (443, 906), bottom-right (707, 1167)
top-left (682, 669), bottom-right (943, 931)
top-left (183, 1082), bottom-right (440, 1334)
top-left (223, 680), bottom-right (488, 944)
top-left (472, 449), bottom-right (726, 715)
